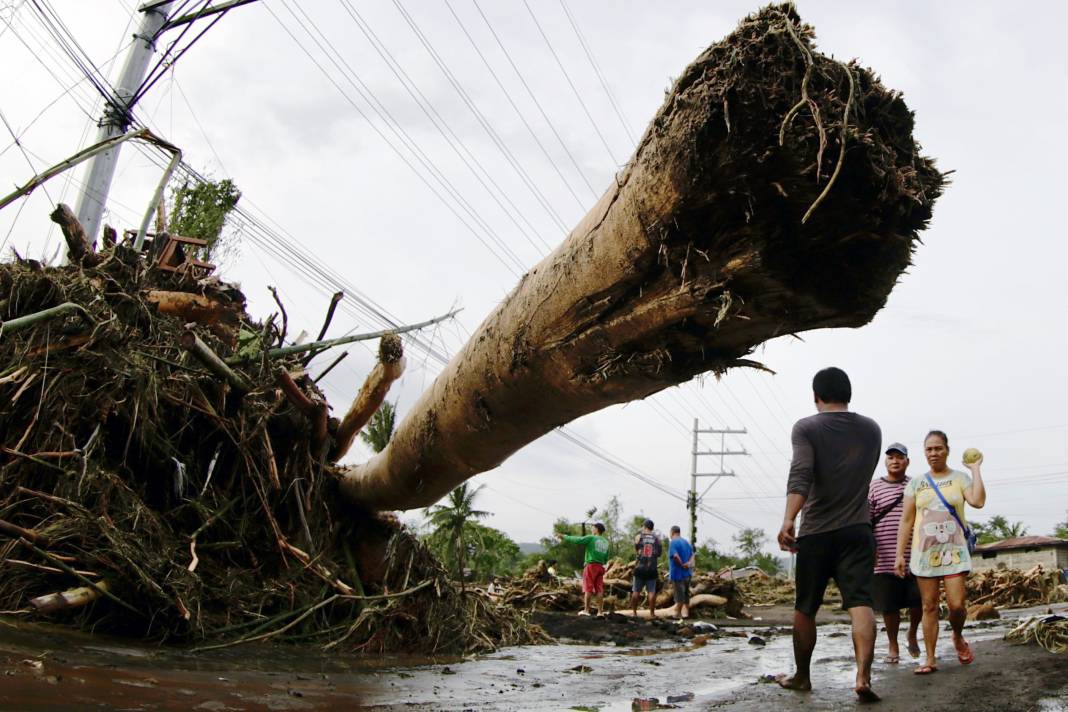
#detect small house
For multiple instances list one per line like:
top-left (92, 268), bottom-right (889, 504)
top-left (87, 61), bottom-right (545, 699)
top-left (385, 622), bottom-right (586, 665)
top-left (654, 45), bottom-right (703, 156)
top-left (971, 536), bottom-right (1068, 572)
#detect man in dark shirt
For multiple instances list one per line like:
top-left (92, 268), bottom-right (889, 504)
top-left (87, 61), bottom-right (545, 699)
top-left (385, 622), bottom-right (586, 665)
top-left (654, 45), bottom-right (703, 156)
top-left (776, 367), bottom-right (882, 703)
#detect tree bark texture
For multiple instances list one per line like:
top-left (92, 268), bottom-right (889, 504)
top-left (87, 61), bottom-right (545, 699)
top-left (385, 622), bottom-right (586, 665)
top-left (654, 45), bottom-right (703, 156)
top-left (332, 334), bottom-right (405, 461)
top-left (339, 5), bottom-right (945, 510)
top-left (49, 203), bottom-right (99, 267)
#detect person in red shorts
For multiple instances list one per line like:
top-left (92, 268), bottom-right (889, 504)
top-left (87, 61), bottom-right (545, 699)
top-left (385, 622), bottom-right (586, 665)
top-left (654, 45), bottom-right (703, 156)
top-left (557, 523), bottom-right (610, 616)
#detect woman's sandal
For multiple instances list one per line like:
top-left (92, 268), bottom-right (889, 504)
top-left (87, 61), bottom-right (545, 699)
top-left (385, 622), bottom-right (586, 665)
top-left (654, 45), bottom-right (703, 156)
top-left (883, 655), bottom-right (900, 664)
top-left (957, 641), bottom-right (974, 665)
top-left (914, 664), bottom-right (938, 675)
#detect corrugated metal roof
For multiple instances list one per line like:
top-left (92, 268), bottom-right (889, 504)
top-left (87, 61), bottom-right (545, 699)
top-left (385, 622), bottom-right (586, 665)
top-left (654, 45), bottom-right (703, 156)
top-left (973, 535), bottom-right (1068, 553)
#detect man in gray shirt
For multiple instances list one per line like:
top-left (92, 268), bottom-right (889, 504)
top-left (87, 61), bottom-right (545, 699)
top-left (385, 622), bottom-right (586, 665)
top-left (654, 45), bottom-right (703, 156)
top-left (776, 367), bottom-right (882, 703)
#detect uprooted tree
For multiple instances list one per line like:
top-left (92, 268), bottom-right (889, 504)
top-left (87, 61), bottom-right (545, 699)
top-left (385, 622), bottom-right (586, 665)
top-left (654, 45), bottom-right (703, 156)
top-left (339, 4), bottom-right (945, 511)
top-left (0, 4), bottom-right (943, 654)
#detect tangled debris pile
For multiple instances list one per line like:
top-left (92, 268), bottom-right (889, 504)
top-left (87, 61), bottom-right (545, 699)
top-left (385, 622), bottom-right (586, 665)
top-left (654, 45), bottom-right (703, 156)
top-left (968, 566), bottom-right (1068, 609)
top-left (502, 559), bottom-right (746, 618)
top-left (0, 216), bottom-right (544, 654)
top-left (1006, 614), bottom-right (1068, 654)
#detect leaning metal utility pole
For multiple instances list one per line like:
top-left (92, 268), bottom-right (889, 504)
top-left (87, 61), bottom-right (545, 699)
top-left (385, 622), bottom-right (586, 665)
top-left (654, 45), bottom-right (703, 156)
top-left (687, 419), bottom-right (747, 545)
top-left (73, 2), bottom-right (173, 244)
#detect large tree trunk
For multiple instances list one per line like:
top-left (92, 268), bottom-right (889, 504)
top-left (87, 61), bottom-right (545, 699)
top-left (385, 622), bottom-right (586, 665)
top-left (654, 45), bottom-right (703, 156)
top-left (339, 4), bottom-right (944, 510)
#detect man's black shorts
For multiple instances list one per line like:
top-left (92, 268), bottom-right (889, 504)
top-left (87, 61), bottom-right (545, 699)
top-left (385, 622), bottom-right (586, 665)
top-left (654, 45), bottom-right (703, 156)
top-left (872, 572), bottom-right (921, 613)
top-left (795, 523), bottom-right (875, 616)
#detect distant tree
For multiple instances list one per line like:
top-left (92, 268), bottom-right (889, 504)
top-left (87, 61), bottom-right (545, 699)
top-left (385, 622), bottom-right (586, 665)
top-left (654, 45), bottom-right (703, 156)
top-left (599, 495), bottom-right (629, 558)
top-left (425, 483), bottom-right (490, 590)
top-left (167, 177), bottom-right (241, 262)
top-left (973, 515), bottom-right (1029, 544)
top-left (360, 401), bottom-right (396, 453)
top-left (466, 524), bottom-right (523, 579)
top-left (730, 527), bottom-right (782, 575)
top-left (693, 539), bottom-right (739, 572)
top-left (427, 522), bottom-right (522, 580)
top-left (733, 528), bottom-right (766, 561)
top-left (538, 518), bottom-right (588, 576)
top-left (1056, 512), bottom-right (1068, 539)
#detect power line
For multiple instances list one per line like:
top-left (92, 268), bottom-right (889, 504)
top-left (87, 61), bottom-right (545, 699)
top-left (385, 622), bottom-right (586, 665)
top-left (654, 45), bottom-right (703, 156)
top-left (557, 0), bottom-right (636, 146)
top-left (470, 0), bottom-right (600, 201)
top-left (521, 0), bottom-right (618, 166)
top-left (442, 0), bottom-right (593, 208)
top-left (390, 0), bottom-right (572, 235)
top-left (334, 0), bottom-right (555, 256)
top-left (263, 1), bottom-right (526, 277)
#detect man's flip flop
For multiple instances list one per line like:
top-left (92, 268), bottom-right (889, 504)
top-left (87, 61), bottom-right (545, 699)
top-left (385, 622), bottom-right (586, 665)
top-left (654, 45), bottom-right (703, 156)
top-left (957, 641), bottom-right (974, 664)
top-left (914, 665), bottom-right (938, 675)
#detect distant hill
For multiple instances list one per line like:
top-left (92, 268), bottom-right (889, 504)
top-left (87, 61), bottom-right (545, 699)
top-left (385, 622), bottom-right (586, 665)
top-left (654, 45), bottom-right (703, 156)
top-left (518, 541), bottom-right (544, 555)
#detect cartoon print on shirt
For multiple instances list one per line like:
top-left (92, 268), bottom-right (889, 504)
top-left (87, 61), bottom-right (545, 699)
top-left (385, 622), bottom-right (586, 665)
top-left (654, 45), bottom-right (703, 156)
top-left (918, 510), bottom-right (960, 551)
top-left (923, 519), bottom-right (957, 544)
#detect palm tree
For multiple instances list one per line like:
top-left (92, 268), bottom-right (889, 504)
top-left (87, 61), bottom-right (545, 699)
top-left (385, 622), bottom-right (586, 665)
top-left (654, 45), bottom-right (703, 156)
top-left (424, 483), bottom-right (490, 590)
top-left (360, 402), bottom-right (396, 453)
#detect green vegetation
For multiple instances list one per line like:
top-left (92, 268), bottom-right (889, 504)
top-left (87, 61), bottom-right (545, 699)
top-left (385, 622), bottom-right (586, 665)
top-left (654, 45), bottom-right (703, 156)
top-left (360, 401), bottom-right (396, 453)
top-left (692, 527), bottom-right (782, 576)
top-left (167, 177), bottom-right (241, 262)
top-left (417, 491), bottom-right (785, 583)
top-left (972, 515), bottom-right (1029, 544)
top-left (1054, 512), bottom-right (1068, 539)
top-left (424, 483), bottom-right (490, 589)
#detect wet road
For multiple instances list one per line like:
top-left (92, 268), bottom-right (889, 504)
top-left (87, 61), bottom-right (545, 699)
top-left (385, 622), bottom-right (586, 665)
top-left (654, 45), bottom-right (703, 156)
top-left (0, 606), bottom-right (1065, 711)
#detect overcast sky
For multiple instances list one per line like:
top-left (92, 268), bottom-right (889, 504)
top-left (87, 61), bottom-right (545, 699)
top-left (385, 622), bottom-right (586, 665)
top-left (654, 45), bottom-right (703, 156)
top-left (2, 1), bottom-right (1066, 554)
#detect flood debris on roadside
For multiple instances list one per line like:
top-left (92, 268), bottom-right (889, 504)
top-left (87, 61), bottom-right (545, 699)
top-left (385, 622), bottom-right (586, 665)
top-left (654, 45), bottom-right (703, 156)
top-left (0, 220), bottom-right (545, 655)
top-left (968, 566), bottom-right (1068, 610)
top-left (1005, 614), bottom-right (1068, 654)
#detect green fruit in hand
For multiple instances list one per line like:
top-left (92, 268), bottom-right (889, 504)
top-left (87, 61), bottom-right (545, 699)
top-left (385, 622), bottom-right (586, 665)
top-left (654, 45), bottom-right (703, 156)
top-left (962, 447), bottom-right (983, 465)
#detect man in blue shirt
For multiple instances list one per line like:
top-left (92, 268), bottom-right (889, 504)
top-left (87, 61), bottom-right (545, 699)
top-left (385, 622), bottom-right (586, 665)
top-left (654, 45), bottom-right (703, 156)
top-left (668, 525), bottom-right (695, 619)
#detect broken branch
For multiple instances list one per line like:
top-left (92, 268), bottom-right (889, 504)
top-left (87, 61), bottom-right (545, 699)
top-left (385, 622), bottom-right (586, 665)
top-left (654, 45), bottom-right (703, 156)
top-left (332, 335), bottom-right (405, 461)
top-left (180, 328), bottom-right (253, 392)
top-left (49, 204), bottom-right (99, 266)
top-left (0, 518), bottom-right (50, 547)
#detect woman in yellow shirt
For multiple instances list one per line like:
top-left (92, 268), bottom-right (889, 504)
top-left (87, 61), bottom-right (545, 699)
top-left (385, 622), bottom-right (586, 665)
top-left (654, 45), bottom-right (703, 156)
top-left (895, 430), bottom-right (985, 674)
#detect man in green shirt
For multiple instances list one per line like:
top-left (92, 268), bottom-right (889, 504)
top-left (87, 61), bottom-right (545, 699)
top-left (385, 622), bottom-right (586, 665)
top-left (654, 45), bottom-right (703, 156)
top-left (556, 523), bottom-right (610, 616)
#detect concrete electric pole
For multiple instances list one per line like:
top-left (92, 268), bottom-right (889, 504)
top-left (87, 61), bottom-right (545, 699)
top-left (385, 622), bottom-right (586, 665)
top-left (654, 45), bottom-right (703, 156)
top-left (74, 2), bottom-right (173, 244)
top-left (687, 419), bottom-right (747, 545)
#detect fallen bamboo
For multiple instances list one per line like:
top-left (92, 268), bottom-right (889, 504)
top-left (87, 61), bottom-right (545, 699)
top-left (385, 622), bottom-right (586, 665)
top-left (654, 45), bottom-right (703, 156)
top-left (180, 328), bottom-right (253, 392)
top-left (22, 539), bottom-right (142, 617)
top-left (0, 518), bottom-right (50, 546)
top-left (0, 302), bottom-right (90, 336)
top-left (30, 581), bottom-right (110, 615)
top-left (228, 309), bottom-right (458, 364)
top-left (339, 5), bottom-right (944, 510)
top-left (614, 593), bottom-right (729, 618)
top-left (332, 335), bottom-right (405, 460)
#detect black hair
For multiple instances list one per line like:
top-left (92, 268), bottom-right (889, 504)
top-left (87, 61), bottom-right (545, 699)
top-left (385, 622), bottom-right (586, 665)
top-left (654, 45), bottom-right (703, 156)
top-left (924, 430), bottom-right (949, 448)
top-left (670, 525), bottom-right (681, 535)
top-left (812, 367), bottom-right (851, 404)
top-left (593, 522), bottom-right (606, 534)
top-left (643, 519), bottom-right (654, 530)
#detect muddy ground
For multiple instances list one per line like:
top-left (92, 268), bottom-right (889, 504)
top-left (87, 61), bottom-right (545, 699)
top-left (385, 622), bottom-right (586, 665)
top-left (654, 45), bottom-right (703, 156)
top-left (0, 605), bottom-right (1064, 711)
